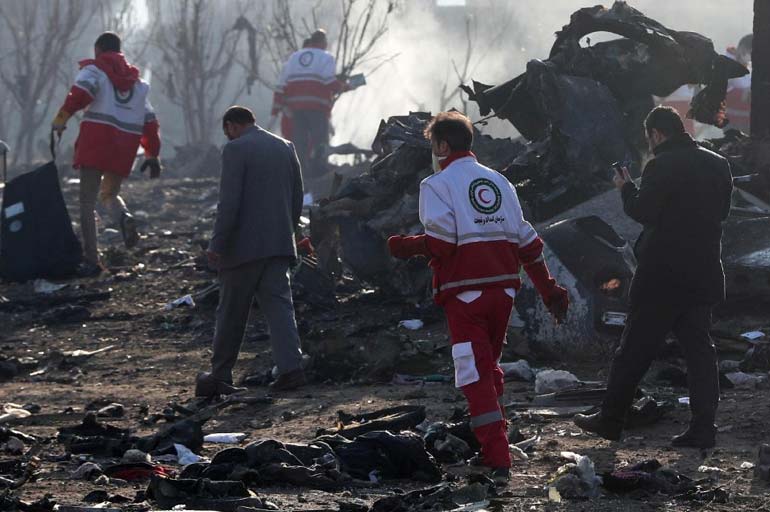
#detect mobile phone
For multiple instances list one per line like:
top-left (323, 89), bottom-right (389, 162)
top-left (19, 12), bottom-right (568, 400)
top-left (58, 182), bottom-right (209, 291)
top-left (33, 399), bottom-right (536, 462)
top-left (348, 73), bottom-right (366, 88)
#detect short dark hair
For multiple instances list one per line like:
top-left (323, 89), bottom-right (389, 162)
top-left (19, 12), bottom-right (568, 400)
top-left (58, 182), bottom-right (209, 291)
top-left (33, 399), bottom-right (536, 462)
top-left (309, 29), bottom-right (327, 45)
top-left (644, 106), bottom-right (685, 138)
top-left (738, 33), bottom-right (753, 54)
top-left (424, 111), bottom-right (473, 151)
top-left (223, 105), bottom-right (255, 126)
top-left (95, 32), bottom-right (121, 53)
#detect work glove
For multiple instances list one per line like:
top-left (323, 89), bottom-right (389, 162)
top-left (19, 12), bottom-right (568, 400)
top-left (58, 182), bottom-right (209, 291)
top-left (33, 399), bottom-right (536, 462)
top-left (51, 110), bottom-right (70, 138)
top-left (297, 237), bottom-right (315, 256)
top-left (140, 157), bottom-right (162, 179)
top-left (387, 234), bottom-right (430, 260)
top-left (543, 285), bottom-right (569, 324)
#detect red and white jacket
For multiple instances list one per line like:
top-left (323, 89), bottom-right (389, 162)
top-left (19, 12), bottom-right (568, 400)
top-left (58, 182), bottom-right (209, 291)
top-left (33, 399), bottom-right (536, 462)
top-left (272, 46), bottom-right (346, 116)
top-left (58, 52), bottom-right (160, 177)
top-left (419, 153), bottom-right (551, 305)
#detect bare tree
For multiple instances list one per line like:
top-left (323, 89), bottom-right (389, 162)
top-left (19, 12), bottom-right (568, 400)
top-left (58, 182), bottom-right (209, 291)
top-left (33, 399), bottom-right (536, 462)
top-left (96, 0), bottom-right (151, 64)
top-left (438, 11), bottom-right (507, 113)
top-left (148, 0), bottom-right (246, 145)
top-left (0, 0), bottom-right (93, 165)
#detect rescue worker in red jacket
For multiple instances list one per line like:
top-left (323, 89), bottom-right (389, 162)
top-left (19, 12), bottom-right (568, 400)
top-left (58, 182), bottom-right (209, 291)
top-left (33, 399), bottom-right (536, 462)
top-left (270, 29), bottom-right (348, 187)
top-left (388, 112), bottom-right (569, 483)
top-left (51, 32), bottom-right (161, 276)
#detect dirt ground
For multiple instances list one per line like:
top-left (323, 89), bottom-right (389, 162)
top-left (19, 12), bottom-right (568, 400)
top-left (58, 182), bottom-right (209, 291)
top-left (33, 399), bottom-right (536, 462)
top-left (2, 175), bottom-right (770, 511)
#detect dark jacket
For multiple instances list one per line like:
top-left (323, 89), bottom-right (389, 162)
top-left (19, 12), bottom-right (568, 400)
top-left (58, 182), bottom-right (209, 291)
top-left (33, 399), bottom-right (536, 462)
top-left (621, 133), bottom-right (733, 305)
top-left (209, 125), bottom-right (304, 270)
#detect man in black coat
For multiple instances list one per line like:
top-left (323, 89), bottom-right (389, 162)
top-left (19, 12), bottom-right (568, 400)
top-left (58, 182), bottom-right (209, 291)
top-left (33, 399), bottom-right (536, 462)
top-left (574, 106), bottom-right (733, 448)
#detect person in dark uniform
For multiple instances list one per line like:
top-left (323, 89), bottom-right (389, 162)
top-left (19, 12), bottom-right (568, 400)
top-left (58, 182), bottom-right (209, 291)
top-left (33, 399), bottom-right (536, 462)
top-left (574, 106), bottom-right (733, 448)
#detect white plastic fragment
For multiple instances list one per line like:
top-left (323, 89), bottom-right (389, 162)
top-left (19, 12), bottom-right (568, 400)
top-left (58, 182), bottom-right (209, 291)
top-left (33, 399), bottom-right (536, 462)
top-left (0, 404), bottom-right (32, 423)
top-left (203, 432), bottom-right (248, 444)
top-left (398, 319), bottom-right (424, 330)
top-left (174, 443), bottom-right (202, 465)
top-left (697, 465), bottom-right (723, 474)
top-left (741, 331), bottom-right (765, 341)
top-left (164, 294), bottom-right (196, 310)
top-left (509, 444), bottom-right (529, 461)
top-left (33, 279), bottom-right (67, 294)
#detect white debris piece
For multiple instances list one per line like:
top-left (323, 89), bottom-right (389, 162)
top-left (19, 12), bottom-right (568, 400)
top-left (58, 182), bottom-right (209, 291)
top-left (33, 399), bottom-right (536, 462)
top-left (165, 294), bottom-right (196, 310)
top-left (174, 443), bottom-right (203, 465)
top-left (509, 444), bottom-right (529, 461)
top-left (203, 433), bottom-right (248, 444)
top-left (535, 370), bottom-right (580, 394)
top-left (697, 465), bottom-right (724, 474)
top-left (741, 331), bottom-right (765, 341)
top-left (0, 404), bottom-right (32, 423)
top-left (33, 279), bottom-right (67, 294)
top-left (398, 319), bottom-right (424, 330)
top-left (71, 462), bottom-right (103, 480)
top-left (499, 360), bottom-right (535, 382)
top-left (726, 372), bottom-right (762, 390)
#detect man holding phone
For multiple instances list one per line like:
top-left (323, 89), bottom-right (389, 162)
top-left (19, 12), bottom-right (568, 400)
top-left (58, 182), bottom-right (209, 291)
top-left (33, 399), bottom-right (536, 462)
top-left (574, 106), bottom-right (733, 448)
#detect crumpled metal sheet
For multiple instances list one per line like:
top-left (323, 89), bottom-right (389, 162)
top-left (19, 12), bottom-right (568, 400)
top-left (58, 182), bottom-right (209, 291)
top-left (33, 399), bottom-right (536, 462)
top-left (461, 1), bottom-right (748, 222)
top-left (464, 1), bottom-right (748, 135)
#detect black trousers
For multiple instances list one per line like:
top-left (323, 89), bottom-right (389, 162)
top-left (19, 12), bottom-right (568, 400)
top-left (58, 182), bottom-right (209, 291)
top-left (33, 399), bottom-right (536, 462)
top-left (602, 297), bottom-right (719, 430)
top-left (291, 109), bottom-right (329, 183)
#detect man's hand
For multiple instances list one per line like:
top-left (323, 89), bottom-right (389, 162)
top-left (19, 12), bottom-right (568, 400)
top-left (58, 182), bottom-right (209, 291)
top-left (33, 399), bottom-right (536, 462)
top-left (140, 157), bottom-right (162, 179)
top-left (207, 250), bottom-right (220, 270)
top-left (613, 166), bottom-right (633, 190)
top-left (544, 285), bottom-right (569, 324)
top-left (51, 110), bottom-right (70, 138)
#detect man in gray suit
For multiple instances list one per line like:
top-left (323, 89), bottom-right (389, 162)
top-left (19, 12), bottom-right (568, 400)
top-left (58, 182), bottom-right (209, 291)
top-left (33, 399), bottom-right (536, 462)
top-left (196, 106), bottom-right (307, 396)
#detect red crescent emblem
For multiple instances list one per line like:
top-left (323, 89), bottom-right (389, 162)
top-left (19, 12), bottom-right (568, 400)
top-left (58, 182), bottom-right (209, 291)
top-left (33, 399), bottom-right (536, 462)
top-left (479, 188), bottom-right (492, 204)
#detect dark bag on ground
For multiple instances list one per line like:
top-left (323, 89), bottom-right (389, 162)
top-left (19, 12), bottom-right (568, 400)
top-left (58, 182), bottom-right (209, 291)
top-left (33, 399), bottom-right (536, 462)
top-left (0, 161), bottom-right (82, 281)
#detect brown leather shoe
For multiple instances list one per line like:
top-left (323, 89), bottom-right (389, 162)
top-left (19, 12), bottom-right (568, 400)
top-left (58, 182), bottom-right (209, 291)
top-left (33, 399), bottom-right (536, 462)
top-left (195, 372), bottom-right (246, 397)
top-left (269, 368), bottom-right (307, 391)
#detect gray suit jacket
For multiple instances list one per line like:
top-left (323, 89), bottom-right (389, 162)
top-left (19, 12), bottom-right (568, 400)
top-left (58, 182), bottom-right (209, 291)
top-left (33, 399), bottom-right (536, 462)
top-left (209, 125), bottom-right (303, 270)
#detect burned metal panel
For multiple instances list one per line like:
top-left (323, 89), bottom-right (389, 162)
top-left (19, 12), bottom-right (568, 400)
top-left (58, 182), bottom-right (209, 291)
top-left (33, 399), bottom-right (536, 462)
top-left (516, 216), bottom-right (635, 354)
top-left (722, 215), bottom-right (770, 300)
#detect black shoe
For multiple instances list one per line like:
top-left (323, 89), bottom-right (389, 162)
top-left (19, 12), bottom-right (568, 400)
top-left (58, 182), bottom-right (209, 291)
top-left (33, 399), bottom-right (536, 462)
top-left (573, 412), bottom-right (622, 441)
top-left (269, 368), bottom-right (307, 391)
top-left (76, 261), bottom-right (104, 278)
top-left (120, 213), bottom-right (139, 248)
top-left (671, 426), bottom-right (716, 449)
top-left (195, 372), bottom-right (246, 397)
top-left (490, 467), bottom-right (510, 486)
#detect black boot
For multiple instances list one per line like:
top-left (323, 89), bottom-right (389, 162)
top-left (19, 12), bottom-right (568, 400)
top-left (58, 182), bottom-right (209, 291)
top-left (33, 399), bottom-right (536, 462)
top-left (573, 412), bottom-right (622, 441)
top-left (671, 425), bottom-right (716, 448)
